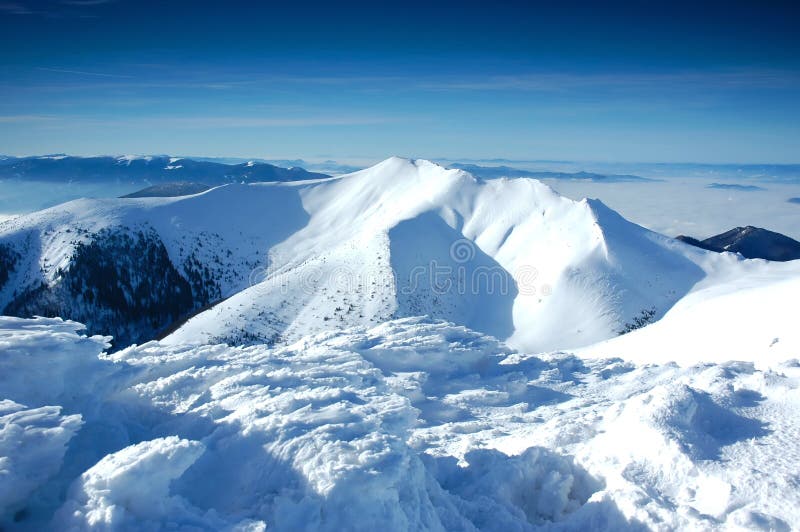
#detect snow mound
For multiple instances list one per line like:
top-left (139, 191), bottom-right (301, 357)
top-left (0, 317), bottom-right (111, 406)
top-left (574, 363), bottom-right (797, 529)
top-left (56, 436), bottom-right (263, 531)
top-left (0, 401), bottom-right (82, 519)
top-left (424, 447), bottom-right (601, 529)
top-left (2, 316), bottom-right (800, 530)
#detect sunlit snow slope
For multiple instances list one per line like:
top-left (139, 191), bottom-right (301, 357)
top-left (162, 157), bottom-right (709, 351)
top-left (578, 257), bottom-right (800, 366)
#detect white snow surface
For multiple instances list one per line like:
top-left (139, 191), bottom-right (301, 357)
top-left (1, 310), bottom-right (799, 530)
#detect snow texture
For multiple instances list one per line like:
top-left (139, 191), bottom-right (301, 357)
top-left (1, 310), bottom-right (799, 530)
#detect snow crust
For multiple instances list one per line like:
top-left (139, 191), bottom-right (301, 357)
top-left (1, 314), bottom-right (799, 530)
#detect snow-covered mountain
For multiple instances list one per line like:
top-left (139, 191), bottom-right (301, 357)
top-left (165, 156), bottom-right (711, 351)
top-left (1, 156), bottom-right (713, 350)
top-left (0, 179), bottom-right (311, 346)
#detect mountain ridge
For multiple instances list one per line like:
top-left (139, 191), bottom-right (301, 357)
top-left (161, 157), bottom-right (711, 352)
top-left (448, 163), bottom-right (656, 182)
top-left (0, 154), bottom-right (329, 185)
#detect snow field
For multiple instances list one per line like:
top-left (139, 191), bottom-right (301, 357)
top-left (2, 315), bottom-right (799, 530)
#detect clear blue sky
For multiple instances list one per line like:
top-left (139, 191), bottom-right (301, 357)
top-left (1, 0), bottom-right (799, 163)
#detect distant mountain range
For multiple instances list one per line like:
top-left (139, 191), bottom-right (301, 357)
top-left (677, 226), bottom-right (800, 261)
top-left (121, 182), bottom-right (212, 198)
top-left (706, 183), bottom-right (766, 191)
top-left (0, 155), bottom-right (329, 184)
top-left (448, 163), bottom-right (656, 182)
top-left (447, 159), bottom-right (800, 182)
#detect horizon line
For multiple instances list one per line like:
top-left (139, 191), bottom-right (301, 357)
top-left (3, 152), bottom-right (800, 167)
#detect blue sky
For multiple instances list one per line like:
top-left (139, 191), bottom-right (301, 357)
top-left (1, 0), bottom-right (799, 163)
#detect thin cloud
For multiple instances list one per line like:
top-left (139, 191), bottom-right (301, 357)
top-left (158, 116), bottom-right (394, 128)
top-left (0, 115), bottom-right (59, 123)
top-left (0, 2), bottom-right (34, 14)
top-left (36, 67), bottom-right (133, 79)
top-left (60, 0), bottom-right (116, 4)
top-left (0, 0), bottom-right (115, 17)
top-left (11, 69), bottom-right (798, 105)
top-left (0, 114), bottom-right (406, 128)
top-left (76, 69), bottom-right (796, 93)
top-left (416, 70), bottom-right (800, 92)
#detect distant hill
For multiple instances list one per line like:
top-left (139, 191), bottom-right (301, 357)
top-left (0, 155), bottom-right (329, 184)
top-left (448, 163), bottom-right (656, 182)
top-left (706, 183), bottom-right (766, 191)
top-left (121, 182), bottom-right (212, 198)
top-left (677, 226), bottom-right (800, 261)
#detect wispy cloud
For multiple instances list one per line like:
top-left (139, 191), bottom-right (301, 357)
top-left (0, 0), bottom-right (115, 17)
top-left (415, 69), bottom-right (800, 93)
top-left (70, 69), bottom-right (792, 92)
top-left (0, 2), bottom-right (34, 14)
top-left (0, 114), bottom-right (59, 123)
top-left (36, 67), bottom-right (133, 79)
top-left (0, 113), bottom-right (406, 128)
top-left (154, 116), bottom-right (395, 128)
top-left (18, 65), bottom-right (799, 96)
top-left (60, 0), bottom-right (116, 5)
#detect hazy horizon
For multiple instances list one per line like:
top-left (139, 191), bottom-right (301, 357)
top-left (4, 153), bottom-right (800, 167)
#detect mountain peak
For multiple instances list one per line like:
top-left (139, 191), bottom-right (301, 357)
top-left (371, 156), bottom-right (432, 169)
top-left (370, 156), bottom-right (450, 171)
top-left (343, 157), bottom-right (473, 186)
